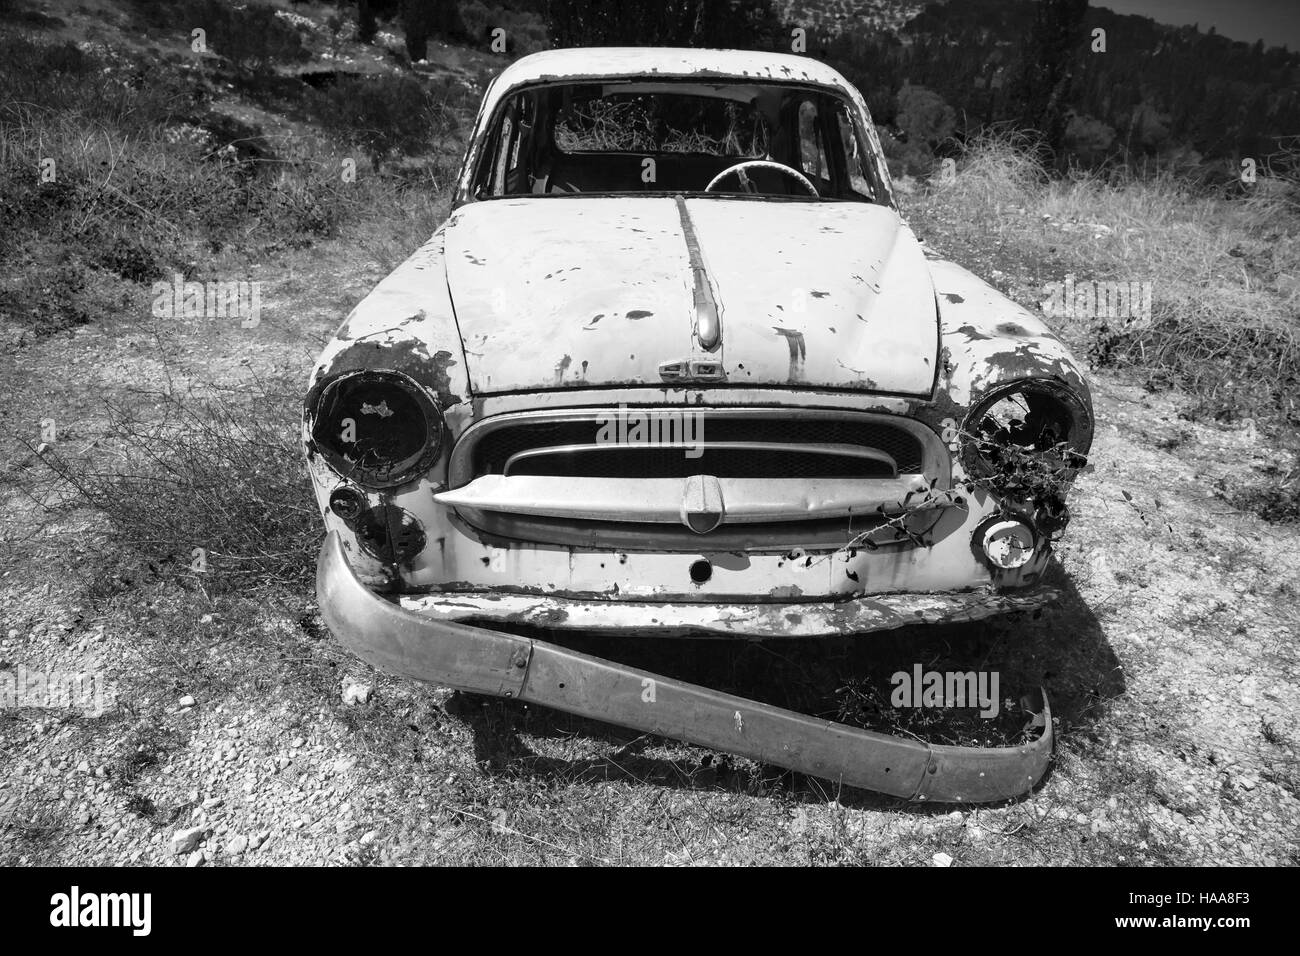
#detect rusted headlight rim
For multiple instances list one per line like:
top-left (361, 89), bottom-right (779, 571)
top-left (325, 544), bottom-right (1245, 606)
top-left (306, 369), bottom-right (445, 490)
top-left (969, 510), bottom-right (1042, 572)
top-left (959, 378), bottom-right (1093, 478)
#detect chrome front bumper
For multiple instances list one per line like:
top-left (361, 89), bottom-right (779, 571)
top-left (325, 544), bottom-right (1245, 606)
top-left (317, 532), bottom-right (1054, 802)
top-left (399, 580), bottom-right (1059, 638)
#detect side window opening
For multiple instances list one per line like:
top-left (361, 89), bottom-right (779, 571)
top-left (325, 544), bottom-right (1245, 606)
top-left (835, 105), bottom-right (876, 201)
top-left (797, 100), bottom-right (829, 184)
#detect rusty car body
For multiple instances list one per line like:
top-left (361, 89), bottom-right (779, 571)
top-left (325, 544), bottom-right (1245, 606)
top-left (306, 48), bottom-right (1093, 802)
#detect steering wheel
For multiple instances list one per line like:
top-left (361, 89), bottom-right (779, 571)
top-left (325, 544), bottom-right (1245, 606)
top-left (704, 160), bottom-right (819, 197)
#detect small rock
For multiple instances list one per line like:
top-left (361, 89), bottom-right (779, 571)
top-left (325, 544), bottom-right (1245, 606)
top-left (202, 796), bottom-right (223, 809)
top-left (227, 835), bottom-right (248, 855)
top-left (171, 825), bottom-right (207, 855)
top-left (290, 737), bottom-right (305, 749)
top-left (360, 830), bottom-right (377, 846)
top-left (932, 852), bottom-right (954, 867)
top-left (186, 849), bottom-right (205, 867)
top-left (251, 830), bottom-right (270, 849)
top-left (77, 760), bottom-right (90, 773)
top-left (341, 683), bottom-right (373, 706)
top-left (178, 695), bottom-right (196, 708)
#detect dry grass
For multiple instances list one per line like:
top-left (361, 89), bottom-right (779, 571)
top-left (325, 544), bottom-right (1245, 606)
top-left (19, 373), bottom-right (318, 593)
top-left (913, 131), bottom-right (1300, 446)
top-left (0, 31), bottom-right (462, 339)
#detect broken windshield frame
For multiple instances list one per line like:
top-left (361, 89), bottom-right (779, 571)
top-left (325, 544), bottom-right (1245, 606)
top-left (467, 78), bottom-right (890, 205)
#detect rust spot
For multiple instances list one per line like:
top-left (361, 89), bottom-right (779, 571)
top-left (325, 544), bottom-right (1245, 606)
top-left (554, 354), bottom-right (572, 383)
top-left (319, 333), bottom-right (462, 408)
top-left (943, 293), bottom-right (965, 304)
top-left (772, 327), bottom-right (806, 381)
top-left (955, 324), bottom-right (994, 341)
top-left (352, 504), bottom-right (426, 567)
top-left (626, 309), bottom-right (653, 319)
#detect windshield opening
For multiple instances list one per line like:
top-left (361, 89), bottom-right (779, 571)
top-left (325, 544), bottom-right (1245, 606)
top-left (472, 79), bottom-right (884, 203)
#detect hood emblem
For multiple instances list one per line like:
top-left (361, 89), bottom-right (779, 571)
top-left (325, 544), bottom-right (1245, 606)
top-left (680, 474), bottom-right (725, 534)
top-left (659, 358), bottom-right (727, 383)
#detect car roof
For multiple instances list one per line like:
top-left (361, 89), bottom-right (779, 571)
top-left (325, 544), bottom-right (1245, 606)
top-left (490, 47), bottom-right (857, 96)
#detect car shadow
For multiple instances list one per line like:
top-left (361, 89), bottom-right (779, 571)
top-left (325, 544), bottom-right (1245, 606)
top-left (451, 566), bottom-right (1122, 810)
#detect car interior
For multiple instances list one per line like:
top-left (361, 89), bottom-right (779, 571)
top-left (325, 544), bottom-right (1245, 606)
top-left (475, 80), bottom-right (883, 202)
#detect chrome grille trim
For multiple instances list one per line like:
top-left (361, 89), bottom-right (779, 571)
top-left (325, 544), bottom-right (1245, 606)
top-left (448, 407), bottom-right (948, 489)
top-left (501, 441), bottom-right (898, 478)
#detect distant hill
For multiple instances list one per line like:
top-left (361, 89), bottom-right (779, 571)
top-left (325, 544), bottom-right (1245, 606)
top-left (798, 0), bottom-right (1300, 173)
top-left (777, 0), bottom-right (929, 37)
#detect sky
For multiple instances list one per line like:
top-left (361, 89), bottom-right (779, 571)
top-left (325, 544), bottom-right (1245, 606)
top-left (1097, 0), bottom-right (1300, 50)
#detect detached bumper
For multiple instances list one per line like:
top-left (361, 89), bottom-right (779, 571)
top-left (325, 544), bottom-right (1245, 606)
top-left (317, 533), bottom-right (1053, 803)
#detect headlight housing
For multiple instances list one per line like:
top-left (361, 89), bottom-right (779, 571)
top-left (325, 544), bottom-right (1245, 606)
top-left (308, 371), bottom-right (444, 488)
top-left (961, 378), bottom-right (1092, 479)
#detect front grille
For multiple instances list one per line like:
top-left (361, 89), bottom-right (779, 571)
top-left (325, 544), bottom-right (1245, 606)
top-left (467, 413), bottom-right (926, 479)
top-left (446, 408), bottom-right (948, 552)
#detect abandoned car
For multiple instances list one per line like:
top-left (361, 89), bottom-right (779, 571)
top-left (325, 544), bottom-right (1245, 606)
top-left (307, 48), bottom-right (1094, 802)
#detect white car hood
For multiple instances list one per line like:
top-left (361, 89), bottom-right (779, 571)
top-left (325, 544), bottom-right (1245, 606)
top-left (443, 196), bottom-right (938, 396)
